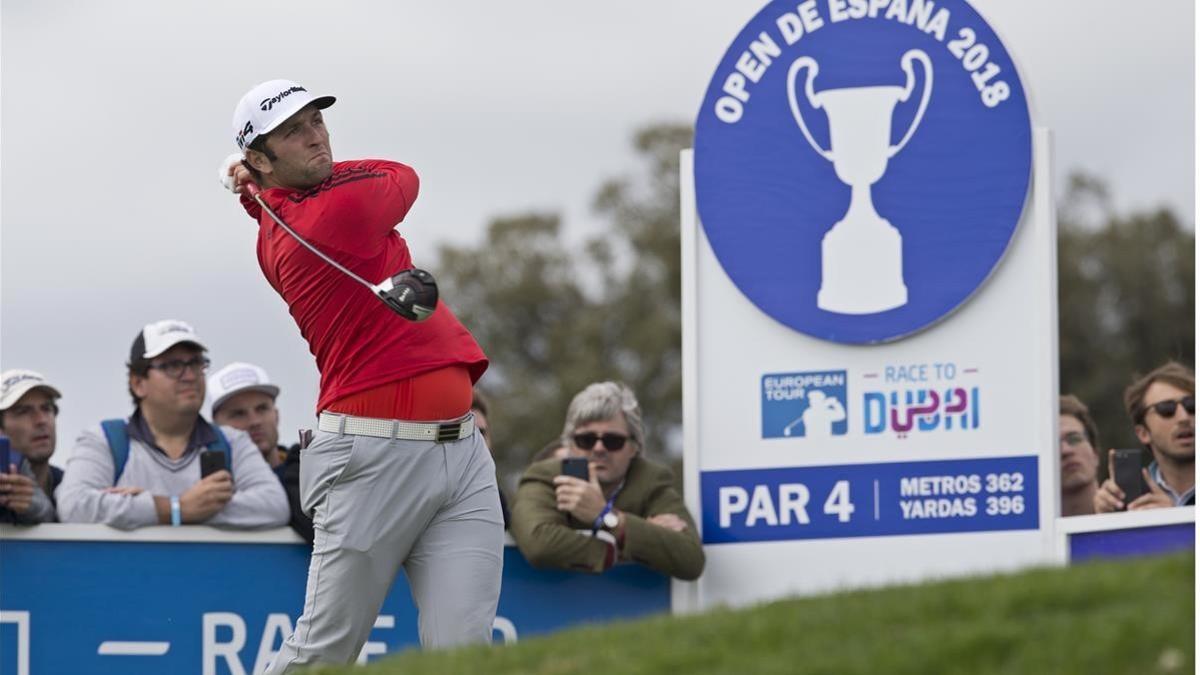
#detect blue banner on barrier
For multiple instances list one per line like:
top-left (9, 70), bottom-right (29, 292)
top-left (0, 540), bottom-right (668, 674)
top-left (701, 455), bottom-right (1039, 544)
top-left (1069, 523), bottom-right (1196, 563)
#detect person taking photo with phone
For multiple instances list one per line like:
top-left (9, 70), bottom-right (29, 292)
top-left (56, 320), bottom-right (289, 530)
top-left (1094, 361), bottom-right (1195, 512)
top-left (511, 381), bottom-right (705, 580)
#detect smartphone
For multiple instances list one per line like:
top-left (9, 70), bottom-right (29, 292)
top-left (1112, 448), bottom-right (1146, 506)
top-left (0, 436), bottom-right (9, 473)
top-left (200, 450), bottom-right (228, 478)
top-left (561, 457), bottom-right (589, 481)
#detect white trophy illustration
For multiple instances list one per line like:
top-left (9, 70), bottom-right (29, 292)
top-left (788, 50), bottom-right (933, 314)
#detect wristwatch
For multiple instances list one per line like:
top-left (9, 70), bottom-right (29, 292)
top-left (601, 509), bottom-right (620, 530)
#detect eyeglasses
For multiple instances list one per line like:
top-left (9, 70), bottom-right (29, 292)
top-left (1141, 395), bottom-right (1195, 421)
top-left (148, 356), bottom-right (211, 379)
top-left (572, 432), bottom-right (629, 452)
top-left (1060, 431), bottom-right (1087, 447)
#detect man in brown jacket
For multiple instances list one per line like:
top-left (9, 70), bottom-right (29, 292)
top-left (511, 382), bottom-right (704, 580)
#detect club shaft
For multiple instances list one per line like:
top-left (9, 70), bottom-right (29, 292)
top-left (250, 192), bottom-right (379, 292)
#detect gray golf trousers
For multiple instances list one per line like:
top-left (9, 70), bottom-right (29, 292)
top-left (265, 423), bottom-right (505, 673)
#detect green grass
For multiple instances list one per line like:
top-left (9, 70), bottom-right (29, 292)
top-left (311, 553), bottom-right (1194, 675)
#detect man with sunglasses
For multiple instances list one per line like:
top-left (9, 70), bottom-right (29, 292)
top-left (511, 382), bottom-right (705, 580)
top-left (57, 320), bottom-right (289, 529)
top-left (1095, 361), bottom-right (1195, 512)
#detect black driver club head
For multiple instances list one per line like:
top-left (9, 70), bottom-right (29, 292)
top-left (379, 268), bottom-right (438, 321)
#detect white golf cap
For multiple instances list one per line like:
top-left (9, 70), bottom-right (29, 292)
top-left (131, 319), bottom-right (207, 362)
top-left (232, 79), bottom-right (336, 151)
top-left (0, 369), bottom-right (62, 411)
top-left (207, 362), bottom-right (280, 417)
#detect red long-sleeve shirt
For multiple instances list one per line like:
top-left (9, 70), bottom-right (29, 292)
top-left (240, 159), bottom-right (487, 414)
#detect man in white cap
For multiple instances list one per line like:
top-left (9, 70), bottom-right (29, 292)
top-left (0, 370), bottom-right (59, 523)
top-left (220, 81), bottom-right (502, 671)
top-left (56, 320), bottom-right (289, 530)
top-left (209, 362), bottom-right (287, 469)
top-left (208, 361), bottom-right (313, 543)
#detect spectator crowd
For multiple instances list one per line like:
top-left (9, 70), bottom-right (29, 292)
top-left (1, 318), bottom-right (708, 581)
top-left (1060, 361), bottom-right (1195, 516)
top-left (1, 315), bottom-right (1192, 577)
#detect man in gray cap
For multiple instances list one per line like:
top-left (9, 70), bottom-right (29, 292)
top-left (0, 369), bottom-right (59, 523)
top-left (56, 320), bottom-right (289, 529)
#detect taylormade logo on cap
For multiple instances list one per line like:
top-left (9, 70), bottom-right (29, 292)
top-left (232, 79), bottom-right (336, 151)
top-left (260, 85), bottom-right (307, 111)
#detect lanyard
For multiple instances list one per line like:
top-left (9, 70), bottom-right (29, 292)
top-left (592, 480), bottom-right (626, 534)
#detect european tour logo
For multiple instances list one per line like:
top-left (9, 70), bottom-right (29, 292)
top-left (762, 370), bottom-right (848, 439)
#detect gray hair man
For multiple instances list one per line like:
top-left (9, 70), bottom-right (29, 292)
top-left (511, 381), bottom-right (705, 580)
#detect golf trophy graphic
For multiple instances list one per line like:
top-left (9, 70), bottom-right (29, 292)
top-left (787, 49), bottom-right (933, 315)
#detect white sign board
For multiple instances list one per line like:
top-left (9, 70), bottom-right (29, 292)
top-left (677, 0), bottom-right (1059, 611)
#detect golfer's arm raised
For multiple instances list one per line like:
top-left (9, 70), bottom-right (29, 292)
top-left (226, 156), bottom-right (420, 247)
top-left (323, 159), bottom-right (420, 241)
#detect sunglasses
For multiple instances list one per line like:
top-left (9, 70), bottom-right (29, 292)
top-left (572, 432), bottom-right (629, 452)
top-left (1142, 395), bottom-right (1195, 420)
top-left (148, 356), bottom-right (211, 379)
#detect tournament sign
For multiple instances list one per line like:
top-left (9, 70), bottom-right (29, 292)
top-left (678, 0), bottom-right (1059, 610)
top-left (694, 0), bottom-right (1030, 344)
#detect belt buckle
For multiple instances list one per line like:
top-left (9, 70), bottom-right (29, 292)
top-left (436, 422), bottom-right (461, 442)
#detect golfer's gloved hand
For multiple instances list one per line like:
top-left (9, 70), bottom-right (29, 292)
top-left (218, 153), bottom-right (245, 193)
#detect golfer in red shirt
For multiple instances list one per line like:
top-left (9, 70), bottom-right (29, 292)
top-left (222, 79), bottom-right (503, 672)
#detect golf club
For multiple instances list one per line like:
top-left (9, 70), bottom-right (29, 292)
top-left (244, 181), bottom-right (438, 322)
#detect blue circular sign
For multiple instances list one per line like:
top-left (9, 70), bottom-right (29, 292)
top-left (695, 0), bottom-right (1031, 344)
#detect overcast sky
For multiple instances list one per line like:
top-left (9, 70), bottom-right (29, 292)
top-left (1, 0), bottom-right (1193, 468)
